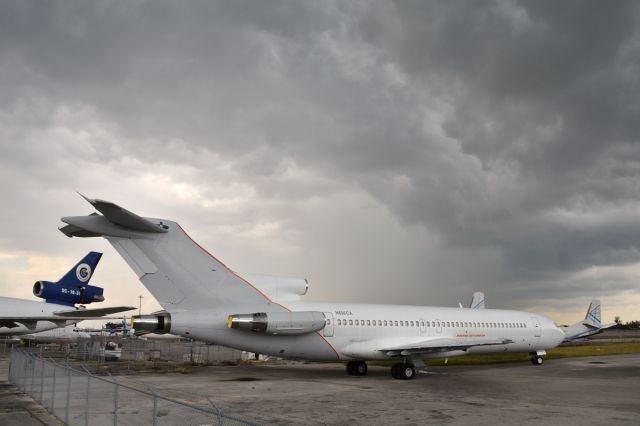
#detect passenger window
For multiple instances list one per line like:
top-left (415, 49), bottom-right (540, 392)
top-left (394, 321), bottom-right (398, 326)
top-left (426, 321), bottom-right (430, 327)
top-left (337, 319), bottom-right (341, 326)
top-left (327, 319), bottom-right (331, 325)
top-left (366, 320), bottom-right (370, 326)
top-left (384, 320), bottom-right (388, 326)
top-left (411, 321), bottom-right (414, 327)
top-left (355, 320), bottom-right (359, 326)
top-left (349, 320), bottom-right (353, 326)
top-left (420, 320), bottom-right (425, 327)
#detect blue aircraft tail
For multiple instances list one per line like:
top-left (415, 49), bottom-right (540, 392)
top-left (58, 251), bottom-right (102, 286)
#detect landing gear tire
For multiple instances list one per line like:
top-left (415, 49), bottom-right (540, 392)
top-left (346, 361), bottom-right (368, 376)
top-left (531, 356), bottom-right (543, 365)
top-left (391, 363), bottom-right (415, 380)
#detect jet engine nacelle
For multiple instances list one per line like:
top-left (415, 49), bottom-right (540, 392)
top-left (227, 311), bottom-right (326, 335)
top-left (132, 311), bottom-right (172, 334)
top-left (33, 280), bottom-right (105, 305)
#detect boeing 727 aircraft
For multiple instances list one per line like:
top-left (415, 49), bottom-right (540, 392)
top-left (61, 196), bottom-right (609, 379)
top-left (0, 251), bottom-right (135, 336)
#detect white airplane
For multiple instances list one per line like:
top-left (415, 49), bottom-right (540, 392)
top-left (561, 300), bottom-right (615, 341)
top-left (0, 251), bottom-right (135, 336)
top-left (60, 196), bottom-right (607, 379)
top-left (22, 324), bottom-right (91, 344)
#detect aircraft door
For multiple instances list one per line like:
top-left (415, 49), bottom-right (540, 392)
top-left (435, 319), bottom-right (442, 334)
top-left (323, 312), bottom-right (334, 337)
top-left (531, 316), bottom-right (541, 338)
top-left (419, 318), bottom-right (427, 336)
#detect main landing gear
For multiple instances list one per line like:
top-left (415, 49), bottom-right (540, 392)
top-left (346, 360), bottom-right (368, 376)
top-left (345, 359), bottom-right (420, 379)
top-left (390, 363), bottom-right (416, 380)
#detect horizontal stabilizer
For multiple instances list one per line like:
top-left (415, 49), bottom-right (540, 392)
top-left (53, 306), bottom-right (136, 318)
top-left (79, 194), bottom-right (168, 233)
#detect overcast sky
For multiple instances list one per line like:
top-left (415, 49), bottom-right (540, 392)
top-left (1, 1), bottom-right (639, 324)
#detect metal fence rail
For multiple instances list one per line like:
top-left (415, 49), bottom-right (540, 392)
top-left (9, 348), bottom-right (258, 426)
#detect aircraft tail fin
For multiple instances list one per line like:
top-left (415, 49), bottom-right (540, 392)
top-left (60, 196), bottom-right (278, 311)
top-left (469, 292), bottom-right (485, 309)
top-left (562, 299), bottom-right (614, 341)
top-left (584, 300), bottom-right (601, 328)
top-left (57, 251), bottom-right (102, 287)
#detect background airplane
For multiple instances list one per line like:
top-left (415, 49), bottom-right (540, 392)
top-left (61, 196), bottom-right (612, 379)
top-left (0, 251), bottom-right (135, 336)
top-left (22, 324), bottom-right (91, 344)
top-left (561, 300), bottom-right (615, 341)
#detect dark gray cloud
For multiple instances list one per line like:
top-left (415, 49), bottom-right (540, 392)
top-left (1, 0), bottom-right (639, 320)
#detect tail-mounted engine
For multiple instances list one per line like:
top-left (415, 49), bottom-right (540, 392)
top-left (227, 311), bottom-right (326, 335)
top-left (132, 311), bottom-right (172, 334)
top-left (33, 280), bottom-right (104, 306)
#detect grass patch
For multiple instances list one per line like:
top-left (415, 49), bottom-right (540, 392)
top-left (369, 342), bottom-right (640, 367)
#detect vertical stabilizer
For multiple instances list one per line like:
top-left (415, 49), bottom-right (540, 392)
top-left (469, 292), bottom-right (485, 309)
top-left (57, 252), bottom-right (102, 287)
top-left (584, 300), bottom-right (601, 328)
top-left (60, 197), bottom-right (281, 312)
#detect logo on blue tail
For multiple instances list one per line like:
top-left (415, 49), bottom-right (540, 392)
top-left (76, 263), bottom-right (92, 282)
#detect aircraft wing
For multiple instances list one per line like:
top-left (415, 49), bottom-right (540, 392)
top-left (0, 306), bottom-right (135, 327)
top-left (380, 336), bottom-right (513, 357)
top-left (52, 306), bottom-right (136, 317)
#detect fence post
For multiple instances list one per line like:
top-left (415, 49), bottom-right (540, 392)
top-left (30, 355), bottom-right (35, 394)
top-left (65, 364), bottom-right (71, 424)
top-left (107, 372), bottom-right (118, 426)
top-left (206, 396), bottom-right (224, 426)
top-left (40, 358), bottom-right (45, 403)
top-left (81, 366), bottom-right (92, 426)
top-left (8, 348), bottom-right (13, 382)
top-left (21, 353), bottom-right (28, 390)
top-left (141, 381), bottom-right (158, 426)
top-left (51, 361), bottom-right (57, 412)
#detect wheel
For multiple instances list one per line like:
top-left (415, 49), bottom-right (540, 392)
top-left (531, 356), bottom-right (543, 365)
top-left (391, 363), bottom-right (415, 380)
top-left (346, 361), bottom-right (355, 375)
top-left (346, 361), bottom-right (367, 376)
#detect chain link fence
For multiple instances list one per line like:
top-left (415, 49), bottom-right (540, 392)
top-left (121, 338), bottom-right (244, 364)
top-left (9, 348), bottom-right (259, 426)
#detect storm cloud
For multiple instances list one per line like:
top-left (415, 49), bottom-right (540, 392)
top-left (1, 0), bottom-right (639, 322)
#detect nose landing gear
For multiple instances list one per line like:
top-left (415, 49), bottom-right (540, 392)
top-left (530, 350), bottom-right (546, 365)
